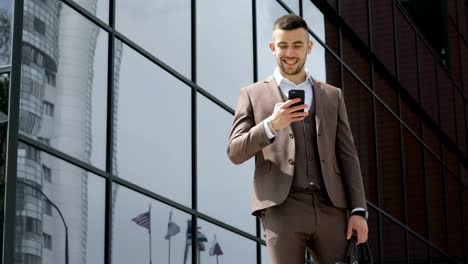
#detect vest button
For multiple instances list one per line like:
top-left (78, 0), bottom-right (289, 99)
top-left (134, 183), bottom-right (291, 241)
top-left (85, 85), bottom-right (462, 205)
top-left (288, 159), bottom-right (294, 165)
top-left (289, 133), bottom-right (294, 139)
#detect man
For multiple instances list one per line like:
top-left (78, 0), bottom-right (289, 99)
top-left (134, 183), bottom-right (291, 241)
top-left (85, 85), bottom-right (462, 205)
top-left (227, 14), bottom-right (368, 263)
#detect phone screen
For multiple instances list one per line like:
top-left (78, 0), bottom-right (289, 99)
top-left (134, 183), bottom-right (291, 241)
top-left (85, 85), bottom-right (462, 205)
top-left (288, 89), bottom-right (305, 112)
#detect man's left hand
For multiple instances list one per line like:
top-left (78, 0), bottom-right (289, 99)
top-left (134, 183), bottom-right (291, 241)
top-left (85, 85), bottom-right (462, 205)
top-left (346, 215), bottom-right (368, 244)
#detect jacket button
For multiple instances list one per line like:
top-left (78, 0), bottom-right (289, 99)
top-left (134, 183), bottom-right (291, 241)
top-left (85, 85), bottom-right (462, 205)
top-left (289, 133), bottom-right (294, 139)
top-left (288, 159), bottom-right (294, 165)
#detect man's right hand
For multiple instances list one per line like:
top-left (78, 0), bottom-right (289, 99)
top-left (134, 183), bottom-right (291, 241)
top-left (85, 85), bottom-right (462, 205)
top-left (269, 98), bottom-right (308, 132)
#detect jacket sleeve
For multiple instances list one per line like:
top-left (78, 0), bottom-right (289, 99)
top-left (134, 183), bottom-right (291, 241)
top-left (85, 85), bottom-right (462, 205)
top-left (335, 89), bottom-right (368, 210)
top-left (227, 87), bottom-right (272, 165)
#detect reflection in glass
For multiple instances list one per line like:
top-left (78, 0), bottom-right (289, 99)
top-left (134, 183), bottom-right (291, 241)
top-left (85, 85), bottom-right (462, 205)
top-left (403, 128), bottom-right (427, 237)
top-left (197, 0), bottom-right (253, 108)
top-left (425, 151), bottom-right (447, 251)
top-left (256, 0), bottom-right (287, 80)
top-left (438, 67), bottom-right (456, 142)
top-left (15, 143), bottom-right (105, 264)
top-left (0, 0), bottom-right (12, 66)
top-left (396, 9), bottom-right (418, 102)
top-left (445, 170), bottom-right (464, 259)
top-left (408, 232), bottom-right (429, 263)
top-left (198, 219), bottom-right (256, 264)
top-left (302, 1), bottom-right (326, 43)
top-left (116, 0), bottom-right (191, 77)
top-left (197, 93), bottom-right (255, 234)
top-left (381, 215), bottom-right (406, 263)
top-left (370, 0), bottom-right (395, 75)
top-left (340, 0), bottom-right (369, 45)
top-left (113, 184), bottom-right (192, 264)
top-left (376, 102), bottom-right (403, 221)
top-left (19, 0), bottom-right (108, 169)
top-left (306, 35), bottom-right (326, 83)
top-left (115, 41), bottom-right (191, 206)
top-left (343, 70), bottom-right (376, 204)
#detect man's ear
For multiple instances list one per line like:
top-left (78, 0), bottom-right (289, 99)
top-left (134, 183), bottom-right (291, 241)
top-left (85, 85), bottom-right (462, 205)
top-left (307, 40), bottom-right (313, 54)
top-left (269, 41), bottom-right (275, 54)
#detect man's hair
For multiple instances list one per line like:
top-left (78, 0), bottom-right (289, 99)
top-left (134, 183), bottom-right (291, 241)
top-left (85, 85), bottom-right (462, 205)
top-left (273, 14), bottom-right (308, 31)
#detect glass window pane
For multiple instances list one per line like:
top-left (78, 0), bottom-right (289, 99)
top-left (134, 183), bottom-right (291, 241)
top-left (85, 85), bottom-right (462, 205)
top-left (381, 215), bottom-right (406, 263)
top-left (376, 101), bottom-right (404, 221)
top-left (367, 208), bottom-right (380, 263)
top-left (197, 0), bottom-right (253, 108)
top-left (343, 69), bottom-right (377, 204)
top-left (445, 170), bottom-right (463, 259)
top-left (20, 0), bottom-right (108, 170)
top-left (370, 0), bottom-right (395, 75)
top-left (425, 151), bottom-right (447, 251)
top-left (401, 99), bottom-right (421, 137)
top-left (282, 0), bottom-right (299, 14)
top-left (115, 41), bottom-right (191, 206)
top-left (302, 1), bottom-right (327, 45)
top-left (0, 0), bottom-right (12, 66)
top-left (408, 232), bottom-right (429, 263)
top-left (306, 35), bottom-right (327, 82)
top-left (198, 219), bottom-right (257, 264)
top-left (15, 143), bottom-right (105, 264)
top-left (423, 122), bottom-right (441, 158)
top-left (340, 0), bottom-right (369, 45)
top-left (342, 34), bottom-right (371, 87)
top-left (115, 0), bottom-right (191, 77)
top-left (197, 93), bottom-right (255, 234)
top-left (418, 41), bottom-right (438, 122)
top-left (403, 128), bottom-right (427, 237)
top-left (256, 0), bottom-right (287, 80)
top-left (396, 8), bottom-right (418, 101)
top-left (261, 244), bottom-right (270, 264)
top-left (374, 68), bottom-right (398, 114)
top-left (113, 184), bottom-right (192, 264)
top-left (438, 67), bottom-right (456, 141)
top-left (325, 50), bottom-right (340, 87)
top-left (455, 89), bottom-right (466, 156)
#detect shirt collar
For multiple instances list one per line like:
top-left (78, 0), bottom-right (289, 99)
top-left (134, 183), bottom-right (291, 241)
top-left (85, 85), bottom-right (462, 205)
top-left (273, 68), bottom-right (312, 87)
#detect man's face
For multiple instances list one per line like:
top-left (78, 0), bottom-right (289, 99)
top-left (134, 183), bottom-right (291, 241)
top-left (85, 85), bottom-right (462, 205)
top-left (269, 28), bottom-right (313, 78)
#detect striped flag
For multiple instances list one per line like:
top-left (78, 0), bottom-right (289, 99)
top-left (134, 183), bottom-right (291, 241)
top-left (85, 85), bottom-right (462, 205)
top-left (132, 211), bottom-right (151, 233)
top-left (209, 238), bottom-right (223, 256)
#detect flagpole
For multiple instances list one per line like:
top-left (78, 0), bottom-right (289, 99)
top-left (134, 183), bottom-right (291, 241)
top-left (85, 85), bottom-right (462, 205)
top-left (149, 204), bottom-right (152, 264)
top-left (167, 211), bottom-right (172, 264)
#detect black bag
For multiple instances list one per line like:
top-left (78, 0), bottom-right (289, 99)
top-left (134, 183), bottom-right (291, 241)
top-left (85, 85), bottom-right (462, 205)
top-left (337, 235), bottom-right (373, 264)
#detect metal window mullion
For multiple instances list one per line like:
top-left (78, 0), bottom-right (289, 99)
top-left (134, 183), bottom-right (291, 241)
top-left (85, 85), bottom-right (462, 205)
top-left (190, 0), bottom-right (198, 263)
top-left (370, 59), bottom-right (383, 263)
top-left (421, 121), bottom-right (432, 263)
top-left (299, 0), bottom-right (303, 17)
top-left (399, 99), bottom-right (409, 264)
top-left (104, 0), bottom-right (116, 262)
top-left (392, 0), bottom-right (399, 80)
top-left (251, 1), bottom-right (263, 263)
top-left (2, 0), bottom-right (24, 263)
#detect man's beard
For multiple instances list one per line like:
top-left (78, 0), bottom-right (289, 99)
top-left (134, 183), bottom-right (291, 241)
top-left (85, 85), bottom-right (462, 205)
top-left (278, 57), bottom-right (306, 76)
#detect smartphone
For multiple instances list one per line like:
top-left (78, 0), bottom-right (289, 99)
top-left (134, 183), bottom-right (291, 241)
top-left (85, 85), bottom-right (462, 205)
top-left (288, 89), bottom-right (305, 112)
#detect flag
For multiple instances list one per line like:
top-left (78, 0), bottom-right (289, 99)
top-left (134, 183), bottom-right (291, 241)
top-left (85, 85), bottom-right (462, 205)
top-left (132, 211), bottom-right (150, 233)
top-left (165, 221), bottom-right (180, 239)
top-left (209, 238), bottom-right (223, 256)
top-left (184, 220), bottom-right (210, 264)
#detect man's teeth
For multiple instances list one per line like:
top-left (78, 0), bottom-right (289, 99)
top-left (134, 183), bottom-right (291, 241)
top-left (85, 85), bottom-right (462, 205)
top-left (284, 59), bottom-right (297, 64)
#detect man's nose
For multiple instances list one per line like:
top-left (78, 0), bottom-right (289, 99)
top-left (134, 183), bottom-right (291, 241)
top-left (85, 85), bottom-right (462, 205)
top-left (285, 47), bottom-right (295, 57)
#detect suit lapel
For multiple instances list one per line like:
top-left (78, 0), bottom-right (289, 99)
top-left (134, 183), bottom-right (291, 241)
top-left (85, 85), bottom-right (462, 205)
top-left (312, 78), bottom-right (324, 135)
top-left (263, 76), bottom-right (285, 105)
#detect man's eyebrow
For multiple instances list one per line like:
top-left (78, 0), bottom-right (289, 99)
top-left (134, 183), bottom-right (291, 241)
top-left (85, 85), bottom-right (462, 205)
top-left (277, 41), bottom-right (304, 45)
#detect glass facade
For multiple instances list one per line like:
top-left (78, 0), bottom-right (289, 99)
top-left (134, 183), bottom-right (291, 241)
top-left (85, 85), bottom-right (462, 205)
top-left (1, 0), bottom-right (467, 263)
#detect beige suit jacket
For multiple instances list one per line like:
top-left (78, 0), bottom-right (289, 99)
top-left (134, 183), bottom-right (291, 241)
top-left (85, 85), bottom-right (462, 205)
top-left (227, 76), bottom-right (367, 216)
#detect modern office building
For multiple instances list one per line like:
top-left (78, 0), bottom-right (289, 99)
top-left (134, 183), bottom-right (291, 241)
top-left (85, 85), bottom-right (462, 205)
top-left (1, 0), bottom-right (466, 263)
